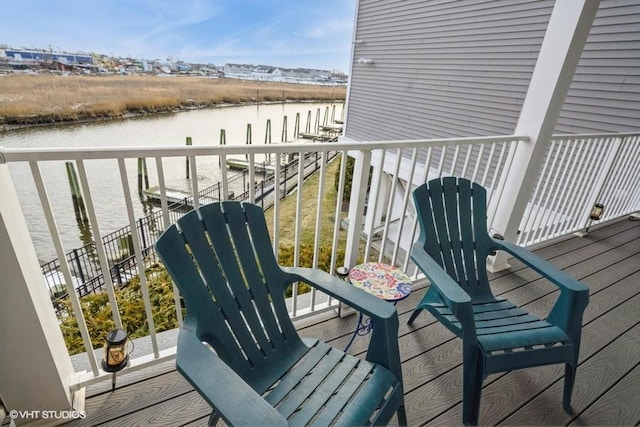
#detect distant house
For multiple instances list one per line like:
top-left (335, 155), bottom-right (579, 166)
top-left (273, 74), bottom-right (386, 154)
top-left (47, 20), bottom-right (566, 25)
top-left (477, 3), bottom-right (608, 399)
top-left (3, 48), bottom-right (93, 66)
top-left (223, 63), bottom-right (255, 78)
top-left (251, 66), bottom-right (282, 81)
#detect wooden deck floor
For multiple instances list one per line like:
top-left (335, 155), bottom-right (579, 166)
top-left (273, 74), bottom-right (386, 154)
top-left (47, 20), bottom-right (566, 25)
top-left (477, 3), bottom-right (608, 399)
top-left (65, 218), bottom-right (640, 426)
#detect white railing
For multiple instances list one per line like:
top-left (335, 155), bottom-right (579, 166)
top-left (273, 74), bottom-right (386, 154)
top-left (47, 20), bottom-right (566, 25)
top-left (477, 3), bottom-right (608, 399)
top-left (515, 132), bottom-right (640, 246)
top-left (2, 131), bottom-right (638, 389)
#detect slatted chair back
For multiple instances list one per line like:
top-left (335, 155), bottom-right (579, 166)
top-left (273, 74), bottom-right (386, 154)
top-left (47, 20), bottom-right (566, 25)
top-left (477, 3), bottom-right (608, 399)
top-left (157, 202), bottom-right (307, 393)
top-left (413, 176), bottom-right (495, 300)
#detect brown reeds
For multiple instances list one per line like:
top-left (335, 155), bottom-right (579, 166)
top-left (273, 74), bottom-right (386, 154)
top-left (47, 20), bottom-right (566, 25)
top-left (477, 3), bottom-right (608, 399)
top-left (0, 74), bottom-right (346, 126)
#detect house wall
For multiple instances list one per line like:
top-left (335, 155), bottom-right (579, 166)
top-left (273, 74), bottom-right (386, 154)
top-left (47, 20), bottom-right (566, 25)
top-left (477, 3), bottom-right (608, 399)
top-left (345, 0), bottom-right (640, 140)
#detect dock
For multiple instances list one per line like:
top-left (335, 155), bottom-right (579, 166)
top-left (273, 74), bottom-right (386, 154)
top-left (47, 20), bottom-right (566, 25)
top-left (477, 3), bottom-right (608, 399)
top-left (143, 186), bottom-right (218, 208)
top-left (226, 158), bottom-right (277, 174)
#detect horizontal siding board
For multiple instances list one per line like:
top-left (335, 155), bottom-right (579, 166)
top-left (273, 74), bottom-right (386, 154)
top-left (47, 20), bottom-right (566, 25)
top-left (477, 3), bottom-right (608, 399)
top-left (346, 0), bottom-right (639, 141)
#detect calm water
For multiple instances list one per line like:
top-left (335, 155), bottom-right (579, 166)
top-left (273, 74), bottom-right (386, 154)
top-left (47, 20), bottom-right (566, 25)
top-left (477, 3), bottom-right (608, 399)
top-left (1, 102), bottom-right (343, 262)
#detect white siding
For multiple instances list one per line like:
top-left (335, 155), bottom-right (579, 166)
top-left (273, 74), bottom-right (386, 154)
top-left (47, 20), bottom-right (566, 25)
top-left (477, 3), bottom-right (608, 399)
top-left (345, 0), bottom-right (640, 140)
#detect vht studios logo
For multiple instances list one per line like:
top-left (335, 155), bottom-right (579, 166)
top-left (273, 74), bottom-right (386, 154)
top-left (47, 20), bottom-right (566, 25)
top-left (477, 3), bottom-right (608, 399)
top-left (9, 409), bottom-right (87, 420)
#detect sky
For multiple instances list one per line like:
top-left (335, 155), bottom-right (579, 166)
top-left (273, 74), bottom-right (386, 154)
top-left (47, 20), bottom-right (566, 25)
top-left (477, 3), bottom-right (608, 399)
top-left (1, 0), bottom-right (357, 73)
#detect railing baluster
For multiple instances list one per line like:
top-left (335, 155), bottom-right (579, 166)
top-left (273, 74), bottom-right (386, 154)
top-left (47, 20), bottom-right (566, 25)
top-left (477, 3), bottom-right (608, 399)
top-left (545, 139), bottom-right (579, 240)
top-left (607, 137), bottom-right (640, 217)
top-left (378, 148), bottom-right (403, 263)
top-left (29, 161), bottom-right (100, 376)
top-left (364, 149), bottom-right (387, 262)
top-left (550, 139), bottom-right (583, 237)
top-left (330, 151), bottom-right (348, 278)
top-left (406, 146), bottom-right (434, 275)
top-left (273, 155), bottom-right (281, 256)
top-left (310, 151), bottom-right (329, 311)
top-left (391, 147), bottom-right (418, 266)
top-left (75, 160), bottom-right (123, 329)
top-left (154, 156), bottom-right (182, 327)
top-left (117, 158), bottom-right (159, 358)
top-left (248, 154), bottom-right (256, 203)
top-left (566, 137), bottom-right (605, 233)
top-left (291, 150), bottom-right (305, 317)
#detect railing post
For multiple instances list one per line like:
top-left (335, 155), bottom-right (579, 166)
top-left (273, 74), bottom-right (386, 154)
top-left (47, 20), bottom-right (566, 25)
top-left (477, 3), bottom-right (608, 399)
top-left (488, 0), bottom-right (600, 272)
top-left (344, 150), bottom-right (372, 269)
top-left (0, 164), bottom-right (79, 420)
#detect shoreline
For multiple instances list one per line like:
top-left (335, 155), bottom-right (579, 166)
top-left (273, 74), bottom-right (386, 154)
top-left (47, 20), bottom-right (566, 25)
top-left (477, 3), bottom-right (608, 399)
top-left (0, 74), bottom-right (346, 133)
top-left (0, 98), bottom-right (341, 133)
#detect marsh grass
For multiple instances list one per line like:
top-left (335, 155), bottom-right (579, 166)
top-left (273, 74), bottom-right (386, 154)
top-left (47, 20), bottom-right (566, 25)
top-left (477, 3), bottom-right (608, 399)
top-left (0, 74), bottom-right (346, 126)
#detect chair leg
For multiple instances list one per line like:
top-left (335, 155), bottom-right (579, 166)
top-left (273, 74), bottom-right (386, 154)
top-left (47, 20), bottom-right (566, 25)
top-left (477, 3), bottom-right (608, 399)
top-left (207, 410), bottom-right (221, 426)
top-left (397, 405), bottom-right (408, 426)
top-left (562, 363), bottom-right (576, 413)
top-left (407, 308), bottom-right (423, 325)
top-left (462, 348), bottom-right (483, 426)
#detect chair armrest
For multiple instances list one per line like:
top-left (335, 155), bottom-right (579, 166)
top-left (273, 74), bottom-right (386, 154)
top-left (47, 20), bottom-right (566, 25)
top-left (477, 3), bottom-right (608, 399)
top-left (493, 239), bottom-right (589, 333)
top-left (283, 266), bottom-right (402, 377)
top-left (282, 266), bottom-right (396, 321)
top-left (411, 245), bottom-right (476, 341)
top-left (494, 239), bottom-right (589, 294)
top-left (176, 327), bottom-right (288, 426)
top-left (411, 243), bottom-right (472, 313)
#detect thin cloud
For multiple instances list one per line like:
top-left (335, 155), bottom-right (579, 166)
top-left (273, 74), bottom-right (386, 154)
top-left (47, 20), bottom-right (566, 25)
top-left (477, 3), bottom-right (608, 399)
top-left (0, 0), bottom-right (355, 72)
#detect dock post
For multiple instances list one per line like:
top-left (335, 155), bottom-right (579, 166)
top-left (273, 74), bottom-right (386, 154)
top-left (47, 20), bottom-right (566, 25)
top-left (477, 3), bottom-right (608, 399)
top-left (281, 116), bottom-right (288, 142)
top-left (305, 110), bottom-right (312, 133)
top-left (219, 129), bottom-right (226, 168)
top-left (143, 158), bottom-right (149, 189)
top-left (265, 119), bottom-right (272, 164)
top-left (246, 124), bottom-right (252, 161)
top-left (294, 113), bottom-right (300, 139)
top-left (185, 136), bottom-right (192, 179)
top-left (218, 129), bottom-right (227, 169)
top-left (137, 158), bottom-right (149, 193)
top-left (315, 108), bottom-right (321, 133)
top-left (65, 161), bottom-right (88, 223)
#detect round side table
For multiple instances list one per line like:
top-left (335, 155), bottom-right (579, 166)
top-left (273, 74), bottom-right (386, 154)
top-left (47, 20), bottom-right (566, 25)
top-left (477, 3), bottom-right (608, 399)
top-left (344, 262), bottom-right (412, 351)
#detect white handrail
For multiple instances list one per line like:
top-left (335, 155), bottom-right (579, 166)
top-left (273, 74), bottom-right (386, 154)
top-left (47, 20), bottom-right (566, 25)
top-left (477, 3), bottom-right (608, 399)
top-left (6, 130), bottom-right (639, 390)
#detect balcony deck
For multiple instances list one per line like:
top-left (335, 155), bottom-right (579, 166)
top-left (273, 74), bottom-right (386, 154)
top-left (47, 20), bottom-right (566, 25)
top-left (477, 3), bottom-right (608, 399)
top-left (66, 218), bottom-right (640, 426)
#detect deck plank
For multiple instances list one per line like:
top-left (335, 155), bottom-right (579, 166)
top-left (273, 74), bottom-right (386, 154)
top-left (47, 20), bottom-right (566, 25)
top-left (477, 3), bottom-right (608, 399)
top-left (431, 281), bottom-right (640, 426)
top-left (70, 219), bottom-right (640, 427)
top-left (569, 363), bottom-right (640, 426)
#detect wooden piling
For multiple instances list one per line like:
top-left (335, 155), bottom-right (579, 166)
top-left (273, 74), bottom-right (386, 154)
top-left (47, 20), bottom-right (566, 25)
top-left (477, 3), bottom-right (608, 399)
top-left (315, 108), bottom-right (321, 133)
top-left (137, 158), bottom-right (149, 193)
top-left (65, 161), bottom-right (88, 222)
top-left (246, 124), bottom-right (252, 161)
top-left (265, 119), bottom-right (272, 164)
top-left (281, 116), bottom-right (288, 142)
top-left (219, 129), bottom-right (226, 167)
top-left (305, 110), bottom-right (312, 133)
top-left (294, 113), bottom-right (300, 139)
top-left (185, 136), bottom-right (192, 179)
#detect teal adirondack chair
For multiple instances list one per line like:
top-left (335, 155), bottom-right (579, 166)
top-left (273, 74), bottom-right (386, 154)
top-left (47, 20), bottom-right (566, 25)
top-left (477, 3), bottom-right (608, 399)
top-left (408, 177), bottom-right (589, 425)
top-left (156, 201), bottom-right (406, 426)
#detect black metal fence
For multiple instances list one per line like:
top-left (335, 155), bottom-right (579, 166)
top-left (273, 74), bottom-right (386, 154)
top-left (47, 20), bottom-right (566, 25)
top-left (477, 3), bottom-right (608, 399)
top-left (42, 150), bottom-right (338, 316)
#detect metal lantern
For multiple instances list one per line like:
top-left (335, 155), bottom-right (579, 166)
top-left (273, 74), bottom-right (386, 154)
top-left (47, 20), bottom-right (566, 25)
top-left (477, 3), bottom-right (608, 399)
top-left (336, 266), bottom-right (350, 281)
top-left (589, 203), bottom-right (604, 221)
top-left (101, 329), bottom-right (129, 391)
